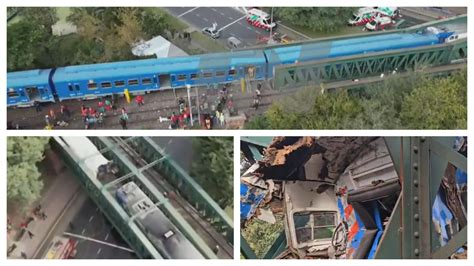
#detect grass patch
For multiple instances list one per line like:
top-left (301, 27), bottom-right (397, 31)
top-left (56, 7), bottom-right (71, 23)
top-left (280, 20), bottom-right (365, 39)
top-left (149, 7), bottom-right (188, 32)
top-left (190, 31), bottom-right (227, 53)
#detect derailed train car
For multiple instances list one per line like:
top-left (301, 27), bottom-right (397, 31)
top-left (240, 137), bottom-right (467, 259)
top-left (116, 182), bottom-right (205, 259)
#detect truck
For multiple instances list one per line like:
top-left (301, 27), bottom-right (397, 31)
top-left (246, 8), bottom-right (276, 31)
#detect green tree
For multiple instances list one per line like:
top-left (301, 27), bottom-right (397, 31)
top-left (242, 218), bottom-right (285, 258)
top-left (400, 70), bottom-right (467, 129)
top-left (191, 137), bottom-right (233, 208)
top-left (7, 137), bottom-right (50, 209)
top-left (21, 7), bottom-right (59, 34)
top-left (7, 20), bottom-right (49, 71)
top-left (274, 7), bottom-right (356, 33)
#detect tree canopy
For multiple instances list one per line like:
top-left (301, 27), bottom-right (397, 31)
top-left (191, 137), bottom-right (233, 209)
top-left (7, 137), bottom-right (50, 209)
top-left (246, 70), bottom-right (467, 129)
top-left (8, 7), bottom-right (174, 71)
top-left (274, 7), bottom-right (356, 33)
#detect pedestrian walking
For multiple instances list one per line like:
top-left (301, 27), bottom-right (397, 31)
top-left (219, 112), bottom-right (225, 126)
top-left (121, 108), bottom-right (129, 121)
top-left (170, 112), bottom-right (179, 129)
top-left (135, 95), bottom-right (144, 106)
top-left (81, 105), bottom-right (88, 118)
top-left (33, 101), bottom-right (41, 112)
top-left (60, 105), bottom-right (71, 120)
top-left (44, 115), bottom-right (51, 127)
top-left (119, 117), bottom-right (128, 129)
top-left (27, 230), bottom-right (34, 239)
top-left (89, 107), bottom-right (96, 117)
top-left (97, 99), bottom-right (105, 114)
top-left (49, 108), bottom-right (56, 121)
top-left (105, 99), bottom-right (112, 112)
top-left (39, 211), bottom-right (47, 220)
top-left (20, 252), bottom-right (27, 259)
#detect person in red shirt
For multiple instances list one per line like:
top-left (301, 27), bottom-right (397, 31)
top-left (135, 95), bottom-right (144, 106)
top-left (89, 107), bottom-right (96, 117)
top-left (81, 106), bottom-right (88, 118)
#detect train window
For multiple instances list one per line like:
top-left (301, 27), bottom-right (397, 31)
top-left (101, 82), bottom-right (112, 88)
top-left (128, 79), bottom-right (139, 86)
top-left (190, 73), bottom-right (199, 80)
top-left (115, 80), bottom-right (125, 87)
top-left (142, 78), bottom-right (152, 85)
top-left (177, 74), bottom-right (187, 81)
top-left (216, 71), bottom-right (225, 77)
top-left (88, 83), bottom-right (98, 90)
top-left (75, 84), bottom-right (80, 91)
top-left (7, 90), bottom-right (19, 98)
top-left (228, 69), bottom-right (236, 76)
top-left (68, 84), bottom-right (74, 91)
top-left (203, 72), bottom-right (213, 78)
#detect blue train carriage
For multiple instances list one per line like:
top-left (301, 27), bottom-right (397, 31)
top-left (190, 50), bottom-right (267, 86)
top-left (7, 69), bottom-right (55, 106)
top-left (263, 30), bottom-right (452, 78)
top-left (52, 58), bottom-right (163, 100)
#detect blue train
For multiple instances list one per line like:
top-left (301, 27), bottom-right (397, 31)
top-left (7, 29), bottom-right (455, 107)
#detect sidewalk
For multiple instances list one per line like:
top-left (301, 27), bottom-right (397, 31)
top-left (7, 154), bottom-right (81, 259)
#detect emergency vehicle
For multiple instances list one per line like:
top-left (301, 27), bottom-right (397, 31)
top-left (246, 8), bottom-right (276, 31)
top-left (365, 16), bottom-right (396, 31)
top-left (348, 7), bottom-right (399, 26)
top-left (43, 236), bottom-right (77, 259)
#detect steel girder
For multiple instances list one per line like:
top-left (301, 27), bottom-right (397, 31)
top-left (273, 40), bottom-right (467, 90)
top-left (128, 137), bottom-right (234, 245)
top-left (90, 137), bottom-right (218, 259)
top-left (51, 137), bottom-right (162, 259)
top-left (376, 137), bottom-right (467, 259)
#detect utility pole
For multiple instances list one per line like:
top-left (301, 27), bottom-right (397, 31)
top-left (186, 84), bottom-right (193, 127)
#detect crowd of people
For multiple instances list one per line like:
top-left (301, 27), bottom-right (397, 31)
top-left (7, 205), bottom-right (48, 259)
top-left (41, 94), bottom-right (138, 130)
top-left (32, 82), bottom-right (263, 130)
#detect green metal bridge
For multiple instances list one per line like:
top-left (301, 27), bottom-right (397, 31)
top-left (52, 136), bottom-right (233, 259)
top-left (270, 15), bottom-right (467, 90)
top-left (240, 137), bottom-right (467, 259)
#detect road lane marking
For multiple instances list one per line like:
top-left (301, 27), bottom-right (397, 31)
top-left (220, 12), bottom-right (225, 16)
top-left (196, 13), bottom-right (201, 17)
top-left (177, 7), bottom-right (200, 18)
top-left (238, 21), bottom-right (243, 25)
top-left (89, 215), bottom-right (94, 222)
top-left (211, 8), bottom-right (217, 12)
top-left (247, 26), bottom-right (252, 30)
top-left (203, 17), bottom-right (209, 22)
top-left (105, 233), bottom-right (109, 241)
top-left (97, 248), bottom-right (102, 255)
top-left (81, 228), bottom-right (86, 235)
top-left (219, 15), bottom-right (246, 31)
top-left (64, 232), bottom-right (135, 253)
top-left (229, 16), bottom-right (234, 20)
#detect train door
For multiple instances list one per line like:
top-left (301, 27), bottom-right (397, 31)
top-left (158, 74), bottom-right (171, 88)
top-left (25, 86), bottom-right (41, 101)
top-left (246, 66), bottom-right (256, 79)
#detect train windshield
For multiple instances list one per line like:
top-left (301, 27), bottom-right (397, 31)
top-left (294, 211), bottom-right (337, 244)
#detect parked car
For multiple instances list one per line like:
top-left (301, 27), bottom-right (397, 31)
top-left (202, 23), bottom-right (221, 39)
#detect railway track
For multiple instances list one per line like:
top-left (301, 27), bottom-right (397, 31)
top-left (109, 137), bottom-right (233, 258)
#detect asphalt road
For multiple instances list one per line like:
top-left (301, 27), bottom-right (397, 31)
top-left (67, 198), bottom-right (137, 259)
top-left (166, 7), bottom-right (271, 47)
